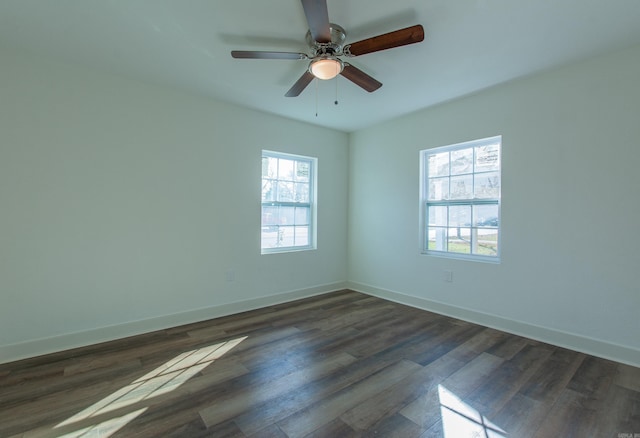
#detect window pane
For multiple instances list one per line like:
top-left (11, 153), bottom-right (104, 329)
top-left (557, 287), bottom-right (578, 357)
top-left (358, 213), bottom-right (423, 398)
top-left (475, 144), bottom-right (500, 172)
top-left (428, 205), bottom-right (447, 226)
top-left (262, 178), bottom-right (275, 202)
top-left (428, 177), bottom-right (449, 200)
top-left (428, 152), bottom-right (449, 177)
top-left (278, 159), bottom-right (295, 180)
top-left (277, 181), bottom-right (295, 202)
top-left (473, 228), bottom-right (498, 256)
top-left (279, 206), bottom-right (295, 225)
top-left (294, 182), bottom-right (310, 202)
top-left (450, 175), bottom-right (473, 199)
top-left (278, 226), bottom-right (295, 247)
top-left (448, 228), bottom-right (471, 254)
top-left (295, 207), bottom-right (309, 225)
top-left (261, 227), bottom-right (279, 249)
top-left (474, 172), bottom-right (500, 199)
top-left (451, 148), bottom-right (473, 175)
top-left (449, 205), bottom-right (471, 227)
top-left (262, 205), bottom-right (278, 226)
top-left (294, 226), bottom-right (309, 246)
top-left (295, 161), bottom-right (310, 182)
top-left (262, 156), bottom-right (277, 178)
top-left (473, 204), bottom-right (499, 227)
top-left (428, 227), bottom-right (448, 251)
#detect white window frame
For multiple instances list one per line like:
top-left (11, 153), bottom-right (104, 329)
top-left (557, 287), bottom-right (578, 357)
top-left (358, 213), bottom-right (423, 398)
top-left (261, 150), bottom-right (317, 254)
top-left (420, 136), bottom-right (502, 263)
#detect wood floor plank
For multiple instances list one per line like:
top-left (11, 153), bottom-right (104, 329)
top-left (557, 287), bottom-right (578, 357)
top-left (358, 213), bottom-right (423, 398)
top-left (276, 360), bottom-right (422, 437)
top-left (616, 363), bottom-right (640, 392)
top-left (446, 327), bottom-right (509, 363)
top-left (532, 388), bottom-right (597, 438)
top-left (164, 417), bottom-right (211, 438)
top-left (233, 341), bottom-right (408, 436)
top-left (246, 424), bottom-right (288, 438)
top-left (466, 343), bottom-right (554, 416)
top-left (199, 351), bottom-right (357, 428)
top-left (567, 355), bottom-right (617, 398)
top-left (408, 323), bottom-right (485, 366)
top-left (294, 300), bottom-right (396, 332)
top-left (592, 383), bottom-right (640, 436)
top-left (519, 348), bottom-right (586, 402)
top-left (399, 352), bottom-right (504, 431)
top-left (200, 419), bottom-right (246, 438)
top-left (340, 352), bottom-right (465, 431)
top-left (344, 311), bottom-right (447, 359)
top-left (235, 326), bottom-right (360, 374)
top-left (0, 357), bottom-right (142, 407)
top-left (0, 363), bottom-right (150, 434)
top-left (1, 290), bottom-right (638, 438)
top-left (398, 383), bottom-right (442, 430)
top-left (310, 308), bottom-right (427, 360)
top-left (489, 392), bottom-right (545, 438)
top-left (366, 413), bottom-right (424, 437)
top-left (303, 418), bottom-right (360, 438)
top-left (342, 326), bottom-right (526, 433)
top-left (436, 352), bottom-right (504, 396)
top-left (485, 333), bottom-right (529, 360)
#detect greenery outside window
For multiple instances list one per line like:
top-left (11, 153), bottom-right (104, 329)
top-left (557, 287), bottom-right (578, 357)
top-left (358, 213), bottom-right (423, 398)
top-left (421, 136), bottom-right (501, 262)
top-left (261, 150), bottom-right (316, 253)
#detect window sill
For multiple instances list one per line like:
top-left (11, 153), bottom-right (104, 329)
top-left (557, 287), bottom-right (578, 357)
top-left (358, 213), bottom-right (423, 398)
top-left (421, 250), bottom-right (501, 264)
top-left (261, 246), bottom-right (316, 255)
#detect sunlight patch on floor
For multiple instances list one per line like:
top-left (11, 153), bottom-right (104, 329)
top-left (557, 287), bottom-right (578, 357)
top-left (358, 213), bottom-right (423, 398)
top-left (54, 336), bottom-right (246, 436)
top-left (57, 408), bottom-right (148, 438)
top-left (438, 384), bottom-right (507, 438)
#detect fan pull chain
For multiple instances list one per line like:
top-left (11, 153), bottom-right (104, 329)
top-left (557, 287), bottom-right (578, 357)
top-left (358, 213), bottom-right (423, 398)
top-left (315, 78), bottom-right (319, 117)
top-left (335, 75), bottom-right (339, 106)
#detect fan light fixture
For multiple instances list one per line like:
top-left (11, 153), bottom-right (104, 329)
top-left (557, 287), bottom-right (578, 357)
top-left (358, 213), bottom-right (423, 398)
top-left (310, 57), bottom-right (343, 80)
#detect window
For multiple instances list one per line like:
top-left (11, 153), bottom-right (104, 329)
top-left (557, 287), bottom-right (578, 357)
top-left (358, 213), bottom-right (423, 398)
top-left (420, 136), bottom-right (501, 262)
top-left (261, 151), bottom-right (316, 253)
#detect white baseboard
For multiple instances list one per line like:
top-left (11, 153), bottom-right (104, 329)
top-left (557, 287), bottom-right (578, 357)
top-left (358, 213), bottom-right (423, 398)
top-left (348, 281), bottom-right (640, 368)
top-left (0, 282), bottom-right (348, 365)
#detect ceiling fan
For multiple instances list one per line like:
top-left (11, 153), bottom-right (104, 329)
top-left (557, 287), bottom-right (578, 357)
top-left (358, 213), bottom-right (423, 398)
top-left (231, 0), bottom-right (424, 97)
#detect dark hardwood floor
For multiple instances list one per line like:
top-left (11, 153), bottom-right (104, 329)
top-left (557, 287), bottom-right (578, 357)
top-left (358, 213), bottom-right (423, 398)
top-left (1, 290), bottom-right (639, 437)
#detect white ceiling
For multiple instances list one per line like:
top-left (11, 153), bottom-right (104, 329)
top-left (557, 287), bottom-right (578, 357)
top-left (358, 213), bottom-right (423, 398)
top-left (1, 0), bottom-right (640, 132)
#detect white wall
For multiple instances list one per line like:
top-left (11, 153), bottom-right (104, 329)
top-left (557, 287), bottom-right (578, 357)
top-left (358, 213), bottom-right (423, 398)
top-left (0, 49), bottom-right (349, 362)
top-left (348, 44), bottom-right (640, 366)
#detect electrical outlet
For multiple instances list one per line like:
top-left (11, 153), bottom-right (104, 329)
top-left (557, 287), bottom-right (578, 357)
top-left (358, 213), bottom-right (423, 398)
top-left (225, 269), bottom-right (235, 282)
top-left (443, 270), bottom-right (453, 282)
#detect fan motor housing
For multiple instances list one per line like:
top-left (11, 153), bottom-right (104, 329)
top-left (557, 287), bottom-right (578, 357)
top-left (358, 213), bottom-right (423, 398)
top-left (306, 23), bottom-right (346, 56)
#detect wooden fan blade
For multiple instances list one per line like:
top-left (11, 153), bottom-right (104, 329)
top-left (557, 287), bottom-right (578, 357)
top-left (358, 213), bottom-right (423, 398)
top-left (346, 24), bottom-right (424, 56)
top-left (301, 0), bottom-right (331, 43)
top-left (340, 64), bottom-right (382, 92)
top-left (231, 51), bottom-right (308, 60)
top-left (285, 71), bottom-right (315, 97)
